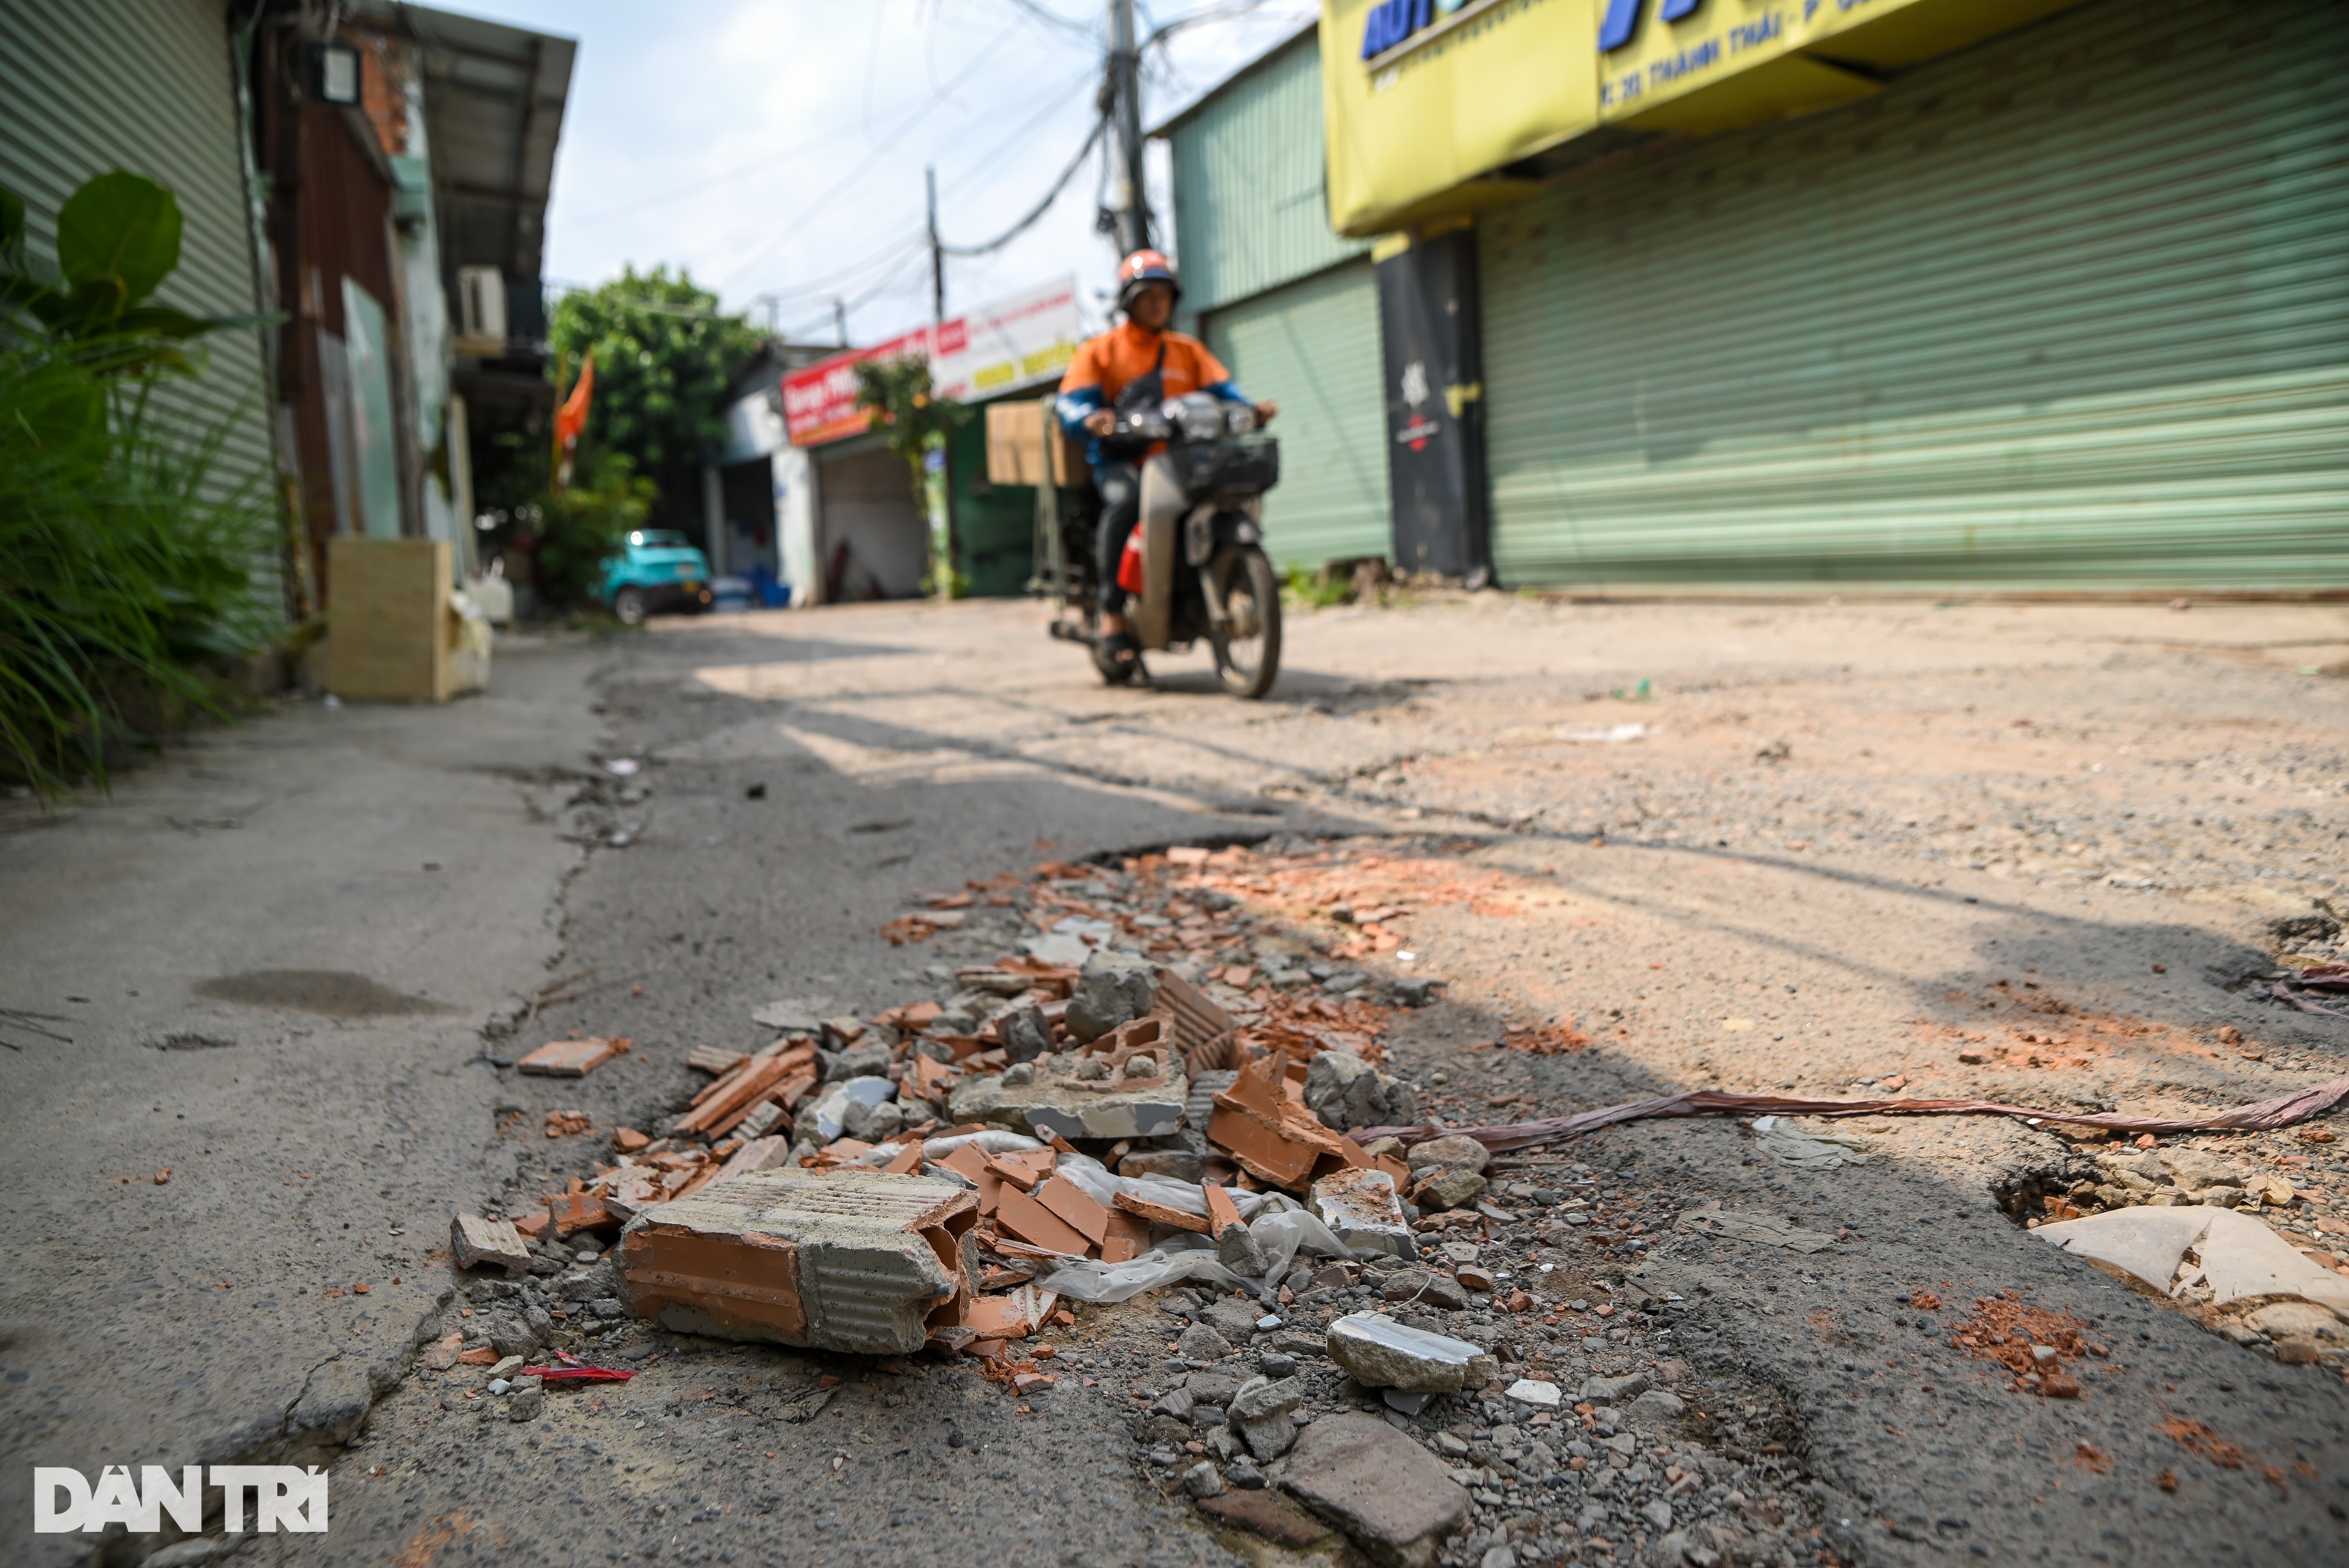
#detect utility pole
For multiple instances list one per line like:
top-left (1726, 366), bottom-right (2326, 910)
top-left (831, 297), bottom-right (847, 347)
top-left (1107, 0), bottom-right (1152, 257)
top-left (926, 164), bottom-right (945, 324)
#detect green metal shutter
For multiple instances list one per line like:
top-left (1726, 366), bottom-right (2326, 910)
top-left (1204, 259), bottom-right (1392, 571)
top-left (0, 0), bottom-right (280, 600)
top-left (1167, 28), bottom-right (1369, 316)
top-left (1478, 0), bottom-right (2349, 590)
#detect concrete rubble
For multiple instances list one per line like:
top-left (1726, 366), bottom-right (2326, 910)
top-left (430, 853), bottom-right (1681, 1568)
top-left (1326, 1312), bottom-right (1500, 1393)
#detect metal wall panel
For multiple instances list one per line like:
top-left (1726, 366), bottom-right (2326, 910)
top-left (1167, 29), bottom-right (1370, 317)
top-left (1478, 0), bottom-right (2349, 589)
top-left (0, 0), bottom-right (277, 525)
top-left (1205, 260), bottom-right (1391, 571)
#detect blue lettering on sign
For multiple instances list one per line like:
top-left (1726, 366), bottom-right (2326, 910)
top-left (1597, 0), bottom-right (1643, 52)
top-left (1361, 0), bottom-right (1437, 59)
top-left (1660, 0), bottom-right (1703, 20)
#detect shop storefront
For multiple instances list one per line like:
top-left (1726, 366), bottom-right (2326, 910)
top-left (1318, 0), bottom-right (2349, 588)
top-left (781, 278), bottom-right (1085, 600)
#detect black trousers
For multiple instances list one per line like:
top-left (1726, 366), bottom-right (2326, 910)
top-left (1093, 460), bottom-right (1140, 616)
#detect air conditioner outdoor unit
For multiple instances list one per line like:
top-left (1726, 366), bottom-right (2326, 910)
top-left (455, 265), bottom-right (506, 350)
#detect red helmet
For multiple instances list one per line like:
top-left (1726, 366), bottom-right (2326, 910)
top-left (1116, 249), bottom-right (1181, 312)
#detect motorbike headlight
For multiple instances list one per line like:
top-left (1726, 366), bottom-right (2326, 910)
top-left (1224, 403), bottom-right (1258, 435)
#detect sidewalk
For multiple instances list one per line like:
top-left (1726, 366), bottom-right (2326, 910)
top-left (0, 639), bottom-right (604, 1560)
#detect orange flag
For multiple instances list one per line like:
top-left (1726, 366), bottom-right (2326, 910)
top-left (552, 350), bottom-right (595, 490)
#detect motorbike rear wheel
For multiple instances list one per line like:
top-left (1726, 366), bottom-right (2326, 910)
top-left (1210, 547), bottom-right (1281, 699)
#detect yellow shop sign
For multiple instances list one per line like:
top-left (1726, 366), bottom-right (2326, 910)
top-left (1323, 0), bottom-right (2079, 235)
top-left (1595, 0), bottom-right (2079, 130)
top-left (1322, 0), bottom-right (1601, 239)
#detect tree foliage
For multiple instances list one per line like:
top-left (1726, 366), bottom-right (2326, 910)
top-left (545, 265), bottom-right (760, 500)
top-left (850, 353), bottom-right (968, 485)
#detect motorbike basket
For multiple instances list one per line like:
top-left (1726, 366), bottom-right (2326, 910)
top-left (1169, 433), bottom-right (1278, 503)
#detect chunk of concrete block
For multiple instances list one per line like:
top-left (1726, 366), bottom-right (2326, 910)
top-left (948, 1048), bottom-right (1186, 1140)
top-left (1403, 1134), bottom-right (1490, 1174)
top-left (1201, 1298), bottom-right (1262, 1341)
top-left (1065, 950), bottom-right (1159, 1043)
top-left (1273, 1411), bottom-right (1469, 1568)
top-left (1325, 1313), bottom-right (1496, 1393)
top-left (751, 996), bottom-right (829, 1033)
top-left (451, 1214), bottom-right (531, 1279)
top-left (1230, 1374), bottom-right (1306, 1424)
top-left (1310, 1167), bottom-right (1418, 1259)
top-left (807, 1076), bottom-right (896, 1143)
top-left (1580, 1371), bottom-right (1650, 1404)
top-left (1413, 1169), bottom-right (1488, 1212)
top-left (618, 1166), bottom-right (978, 1354)
top-left (1304, 1050), bottom-right (1418, 1131)
top-left (1179, 1321), bottom-right (1232, 1361)
top-left (1239, 1408), bottom-right (1297, 1459)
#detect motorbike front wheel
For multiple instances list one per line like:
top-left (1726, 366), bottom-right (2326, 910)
top-left (1210, 547), bottom-right (1281, 699)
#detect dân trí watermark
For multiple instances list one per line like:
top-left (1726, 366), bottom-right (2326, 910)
top-left (32, 1465), bottom-right (327, 1534)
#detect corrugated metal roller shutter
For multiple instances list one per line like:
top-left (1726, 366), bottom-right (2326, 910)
top-left (1478, 0), bottom-right (2349, 589)
top-left (1204, 259), bottom-right (1392, 571)
top-left (0, 0), bottom-right (281, 598)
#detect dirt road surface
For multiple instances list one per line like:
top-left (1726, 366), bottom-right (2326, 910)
top-left (5, 592), bottom-right (2345, 1567)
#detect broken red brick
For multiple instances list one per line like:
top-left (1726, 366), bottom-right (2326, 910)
top-left (450, 1213), bottom-right (531, 1278)
top-left (1208, 1053), bottom-right (1351, 1189)
top-left (1201, 1181), bottom-right (1244, 1240)
top-left (676, 1042), bottom-right (817, 1136)
top-left (518, 1036), bottom-right (631, 1077)
top-left (512, 1209), bottom-right (553, 1239)
top-left (994, 1182), bottom-right (1094, 1256)
top-left (982, 1148), bottom-right (1048, 1192)
top-left (1100, 1210), bottom-right (1151, 1263)
top-left (620, 1167), bottom-right (978, 1354)
top-left (549, 1188), bottom-right (614, 1238)
top-left (456, 1347), bottom-right (500, 1366)
top-left (613, 1128), bottom-right (651, 1153)
top-left (2158, 1417), bottom-right (2248, 1469)
top-left (1112, 1191), bottom-right (1210, 1233)
top-left (1036, 1174), bottom-right (1111, 1247)
top-left (883, 1141), bottom-right (925, 1176)
top-left (687, 1044), bottom-right (750, 1077)
top-left (939, 1143), bottom-right (1005, 1214)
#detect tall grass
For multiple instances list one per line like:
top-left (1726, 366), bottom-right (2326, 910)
top-left (0, 341), bottom-right (278, 798)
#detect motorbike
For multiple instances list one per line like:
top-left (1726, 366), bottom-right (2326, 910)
top-left (1039, 392), bottom-right (1284, 699)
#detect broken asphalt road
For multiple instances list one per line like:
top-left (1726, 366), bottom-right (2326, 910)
top-left (4, 594), bottom-right (2345, 1567)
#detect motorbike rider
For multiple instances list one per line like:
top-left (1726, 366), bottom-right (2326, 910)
top-left (1056, 249), bottom-right (1275, 679)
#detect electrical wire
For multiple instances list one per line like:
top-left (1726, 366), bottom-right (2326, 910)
top-left (715, 20), bottom-right (1025, 294)
top-left (994, 0), bottom-right (1098, 41)
top-left (940, 116), bottom-right (1105, 256)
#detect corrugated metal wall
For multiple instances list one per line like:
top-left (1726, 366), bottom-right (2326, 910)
top-left (0, 0), bottom-right (278, 519)
top-left (1479, 0), bottom-right (2349, 589)
top-left (1205, 260), bottom-right (1392, 571)
top-left (1167, 28), bottom-right (1369, 315)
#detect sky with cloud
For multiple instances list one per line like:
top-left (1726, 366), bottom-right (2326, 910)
top-left (444, 0), bottom-right (1321, 344)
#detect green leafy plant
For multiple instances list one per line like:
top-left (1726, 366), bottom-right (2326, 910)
top-left (0, 172), bottom-right (278, 799)
top-left (531, 446), bottom-right (657, 609)
top-left (851, 354), bottom-right (969, 598)
top-left (545, 266), bottom-right (760, 527)
top-left (1282, 563), bottom-right (1355, 610)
